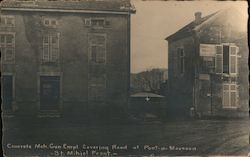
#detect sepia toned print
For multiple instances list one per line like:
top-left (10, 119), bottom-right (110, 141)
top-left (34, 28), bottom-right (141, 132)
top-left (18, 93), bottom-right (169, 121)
top-left (1, 0), bottom-right (249, 156)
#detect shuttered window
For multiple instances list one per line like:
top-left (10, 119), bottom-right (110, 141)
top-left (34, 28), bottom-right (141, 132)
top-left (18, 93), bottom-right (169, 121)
top-left (215, 44), bottom-right (239, 75)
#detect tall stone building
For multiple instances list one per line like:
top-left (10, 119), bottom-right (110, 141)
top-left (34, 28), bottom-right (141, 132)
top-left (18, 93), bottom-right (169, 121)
top-left (1, 0), bottom-right (136, 118)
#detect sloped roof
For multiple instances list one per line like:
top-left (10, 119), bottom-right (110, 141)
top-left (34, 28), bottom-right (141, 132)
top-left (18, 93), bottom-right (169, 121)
top-left (0, 0), bottom-right (136, 14)
top-left (130, 92), bottom-right (165, 98)
top-left (165, 11), bottom-right (218, 41)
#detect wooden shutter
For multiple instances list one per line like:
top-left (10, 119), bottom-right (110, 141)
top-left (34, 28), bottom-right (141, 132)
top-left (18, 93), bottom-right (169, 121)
top-left (215, 45), bottom-right (223, 73)
top-left (229, 46), bottom-right (237, 74)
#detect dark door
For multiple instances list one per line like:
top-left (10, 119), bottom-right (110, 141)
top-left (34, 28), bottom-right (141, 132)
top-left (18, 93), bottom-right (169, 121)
top-left (40, 76), bottom-right (60, 110)
top-left (2, 75), bottom-right (13, 110)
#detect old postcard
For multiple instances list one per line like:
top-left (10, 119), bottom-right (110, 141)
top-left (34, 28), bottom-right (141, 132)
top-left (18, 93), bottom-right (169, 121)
top-left (1, 0), bottom-right (249, 156)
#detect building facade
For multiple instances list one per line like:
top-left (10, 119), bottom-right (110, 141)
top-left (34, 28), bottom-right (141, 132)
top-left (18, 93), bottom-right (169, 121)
top-left (166, 9), bottom-right (248, 118)
top-left (1, 0), bottom-right (135, 117)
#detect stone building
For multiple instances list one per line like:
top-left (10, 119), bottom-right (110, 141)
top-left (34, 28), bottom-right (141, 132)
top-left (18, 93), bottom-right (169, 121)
top-left (166, 8), bottom-right (248, 118)
top-left (1, 0), bottom-right (135, 118)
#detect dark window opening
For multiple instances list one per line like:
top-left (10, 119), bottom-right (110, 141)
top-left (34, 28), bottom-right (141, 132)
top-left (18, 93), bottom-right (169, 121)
top-left (2, 75), bottom-right (13, 110)
top-left (223, 45), bottom-right (229, 74)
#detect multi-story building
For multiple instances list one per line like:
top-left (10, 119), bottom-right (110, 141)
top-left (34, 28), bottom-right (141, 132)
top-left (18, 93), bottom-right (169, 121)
top-left (166, 8), bottom-right (248, 118)
top-left (0, 0), bottom-right (135, 117)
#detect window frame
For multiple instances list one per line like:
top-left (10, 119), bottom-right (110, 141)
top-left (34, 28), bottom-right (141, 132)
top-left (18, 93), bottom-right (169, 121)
top-left (91, 18), bottom-right (105, 28)
top-left (177, 47), bottom-right (185, 74)
top-left (84, 17), bottom-right (110, 28)
top-left (88, 33), bottom-right (107, 65)
top-left (42, 33), bottom-right (60, 63)
top-left (215, 44), bottom-right (239, 76)
top-left (0, 15), bottom-right (15, 28)
top-left (0, 32), bottom-right (16, 64)
top-left (222, 83), bottom-right (238, 109)
top-left (43, 17), bottom-right (58, 28)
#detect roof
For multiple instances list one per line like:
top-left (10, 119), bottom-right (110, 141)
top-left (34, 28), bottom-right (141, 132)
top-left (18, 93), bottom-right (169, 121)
top-left (0, 0), bottom-right (136, 14)
top-left (165, 11), bottom-right (218, 41)
top-left (130, 92), bottom-right (165, 98)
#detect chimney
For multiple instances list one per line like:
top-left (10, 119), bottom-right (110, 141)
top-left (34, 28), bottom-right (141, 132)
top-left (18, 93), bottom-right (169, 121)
top-left (194, 12), bottom-right (202, 23)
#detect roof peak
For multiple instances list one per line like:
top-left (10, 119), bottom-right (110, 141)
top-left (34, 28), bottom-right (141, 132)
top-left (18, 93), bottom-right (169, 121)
top-left (165, 10), bottom-right (219, 41)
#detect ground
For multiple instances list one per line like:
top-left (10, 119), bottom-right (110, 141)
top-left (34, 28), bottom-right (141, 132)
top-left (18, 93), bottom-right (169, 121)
top-left (2, 117), bottom-right (250, 156)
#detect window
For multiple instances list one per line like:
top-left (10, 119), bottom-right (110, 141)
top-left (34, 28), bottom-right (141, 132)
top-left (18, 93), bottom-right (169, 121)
top-left (0, 33), bottom-right (15, 63)
top-left (0, 16), bottom-right (15, 27)
top-left (92, 19), bottom-right (105, 27)
top-left (42, 34), bottom-right (59, 62)
top-left (88, 34), bottom-right (106, 64)
top-left (84, 18), bottom-right (110, 28)
top-left (88, 75), bottom-right (106, 101)
top-left (215, 44), bottom-right (238, 75)
top-left (223, 83), bottom-right (238, 109)
top-left (177, 47), bottom-right (185, 74)
top-left (43, 18), bottom-right (58, 28)
top-left (223, 45), bottom-right (230, 73)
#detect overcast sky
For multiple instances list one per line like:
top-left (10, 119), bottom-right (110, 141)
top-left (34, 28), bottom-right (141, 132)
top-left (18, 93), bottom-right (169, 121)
top-left (131, 0), bottom-right (248, 73)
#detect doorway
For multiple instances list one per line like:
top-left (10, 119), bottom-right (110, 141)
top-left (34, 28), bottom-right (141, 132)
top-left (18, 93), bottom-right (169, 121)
top-left (40, 76), bottom-right (60, 111)
top-left (2, 75), bottom-right (13, 111)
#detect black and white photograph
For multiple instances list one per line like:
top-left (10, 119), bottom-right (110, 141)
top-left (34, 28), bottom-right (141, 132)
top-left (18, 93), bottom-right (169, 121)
top-left (1, 0), bottom-right (249, 156)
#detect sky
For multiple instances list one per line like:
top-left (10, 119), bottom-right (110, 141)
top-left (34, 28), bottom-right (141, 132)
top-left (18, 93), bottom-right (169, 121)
top-left (130, 0), bottom-right (248, 73)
